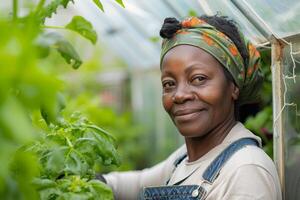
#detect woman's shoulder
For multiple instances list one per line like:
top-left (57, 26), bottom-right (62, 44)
top-left (221, 143), bottom-right (279, 182)
top-left (220, 122), bottom-right (280, 183)
top-left (211, 145), bottom-right (282, 200)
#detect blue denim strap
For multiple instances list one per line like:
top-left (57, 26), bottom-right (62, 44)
top-left (140, 138), bottom-right (258, 200)
top-left (140, 185), bottom-right (206, 200)
top-left (202, 137), bottom-right (258, 183)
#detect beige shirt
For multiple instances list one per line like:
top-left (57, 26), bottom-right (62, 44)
top-left (104, 122), bottom-right (282, 200)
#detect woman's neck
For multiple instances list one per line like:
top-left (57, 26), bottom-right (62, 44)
top-left (184, 116), bottom-right (237, 162)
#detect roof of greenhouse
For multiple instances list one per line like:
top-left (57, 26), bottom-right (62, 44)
top-left (69, 0), bottom-right (300, 69)
top-left (3, 0), bottom-right (297, 69)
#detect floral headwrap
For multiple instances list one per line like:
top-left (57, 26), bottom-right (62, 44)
top-left (160, 17), bottom-right (263, 105)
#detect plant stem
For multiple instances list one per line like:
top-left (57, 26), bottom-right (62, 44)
top-left (13, 0), bottom-right (18, 21)
top-left (42, 25), bottom-right (66, 30)
top-left (35, 0), bottom-right (46, 13)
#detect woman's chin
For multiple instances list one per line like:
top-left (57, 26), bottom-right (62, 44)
top-left (177, 125), bottom-right (208, 138)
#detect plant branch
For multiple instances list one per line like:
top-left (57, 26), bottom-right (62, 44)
top-left (35, 0), bottom-right (46, 13)
top-left (42, 25), bottom-right (66, 30)
top-left (13, 0), bottom-right (18, 21)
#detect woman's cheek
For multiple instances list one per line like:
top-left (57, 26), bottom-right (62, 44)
top-left (162, 94), bottom-right (173, 113)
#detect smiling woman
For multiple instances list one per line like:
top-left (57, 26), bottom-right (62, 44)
top-left (101, 15), bottom-right (282, 200)
top-left (161, 45), bottom-right (239, 161)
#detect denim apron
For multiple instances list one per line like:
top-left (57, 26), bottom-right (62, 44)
top-left (139, 138), bottom-right (258, 200)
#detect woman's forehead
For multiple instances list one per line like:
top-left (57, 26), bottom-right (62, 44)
top-left (161, 45), bottom-right (223, 71)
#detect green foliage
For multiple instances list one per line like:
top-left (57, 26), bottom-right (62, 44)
top-left (37, 32), bottom-right (82, 69)
top-left (188, 9), bottom-right (197, 17)
top-left (93, 0), bottom-right (104, 12)
top-left (149, 36), bottom-right (160, 43)
top-left (63, 93), bottom-right (147, 171)
top-left (115, 0), bottom-right (125, 8)
top-left (32, 176), bottom-right (113, 200)
top-left (26, 112), bottom-right (119, 199)
top-left (66, 16), bottom-right (98, 45)
top-left (244, 49), bottom-right (273, 156)
top-left (37, 0), bottom-right (75, 24)
top-left (0, 0), bottom-right (122, 199)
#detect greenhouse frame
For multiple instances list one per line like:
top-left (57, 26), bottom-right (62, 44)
top-left (1, 0), bottom-right (300, 199)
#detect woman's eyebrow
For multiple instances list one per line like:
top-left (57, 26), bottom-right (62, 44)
top-left (184, 63), bottom-right (207, 74)
top-left (161, 70), bottom-right (174, 80)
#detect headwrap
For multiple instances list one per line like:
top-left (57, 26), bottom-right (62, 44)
top-left (160, 17), bottom-right (263, 105)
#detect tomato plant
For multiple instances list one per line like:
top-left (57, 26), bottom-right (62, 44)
top-left (0, 0), bottom-right (124, 199)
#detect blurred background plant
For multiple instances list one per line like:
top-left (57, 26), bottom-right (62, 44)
top-left (0, 0), bottom-right (135, 199)
top-left (244, 49), bottom-right (273, 157)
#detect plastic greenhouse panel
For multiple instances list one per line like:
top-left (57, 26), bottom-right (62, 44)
top-left (271, 33), bottom-right (300, 199)
top-left (244, 0), bottom-right (300, 39)
top-left (281, 41), bottom-right (300, 200)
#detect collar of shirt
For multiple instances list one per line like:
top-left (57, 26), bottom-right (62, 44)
top-left (167, 122), bottom-right (262, 185)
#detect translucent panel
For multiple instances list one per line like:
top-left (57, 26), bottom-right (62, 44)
top-left (274, 40), bottom-right (300, 199)
top-left (73, 0), bottom-right (300, 69)
top-left (74, 0), bottom-right (162, 69)
top-left (195, 0), bottom-right (267, 44)
top-left (245, 0), bottom-right (300, 38)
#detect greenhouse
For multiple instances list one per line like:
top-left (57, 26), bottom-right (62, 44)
top-left (0, 0), bottom-right (300, 199)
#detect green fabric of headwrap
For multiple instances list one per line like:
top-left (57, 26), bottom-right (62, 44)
top-left (160, 17), bottom-right (263, 105)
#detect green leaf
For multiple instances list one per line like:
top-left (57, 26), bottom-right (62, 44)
top-left (188, 9), bottom-right (197, 17)
top-left (86, 124), bottom-right (115, 141)
top-left (37, 0), bottom-right (74, 24)
top-left (91, 131), bottom-right (120, 166)
top-left (89, 180), bottom-right (114, 200)
top-left (65, 16), bottom-right (98, 45)
top-left (149, 36), bottom-right (160, 43)
top-left (32, 178), bottom-right (57, 190)
top-left (93, 0), bottom-right (104, 12)
top-left (45, 146), bottom-right (68, 178)
top-left (37, 32), bottom-right (82, 69)
top-left (65, 151), bottom-right (89, 176)
top-left (115, 0), bottom-right (125, 8)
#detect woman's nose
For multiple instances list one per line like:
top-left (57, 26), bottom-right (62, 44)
top-left (172, 84), bottom-right (195, 103)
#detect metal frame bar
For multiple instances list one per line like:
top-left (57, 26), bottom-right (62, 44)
top-left (231, 0), bottom-right (272, 40)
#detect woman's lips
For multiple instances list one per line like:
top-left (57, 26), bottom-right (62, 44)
top-left (173, 109), bottom-right (205, 122)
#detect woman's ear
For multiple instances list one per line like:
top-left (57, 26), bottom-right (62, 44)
top-left (231, 83), bottom-right (239, 101)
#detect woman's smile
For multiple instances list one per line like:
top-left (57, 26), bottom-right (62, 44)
top-left (173, 108), bottom-right (205, 122)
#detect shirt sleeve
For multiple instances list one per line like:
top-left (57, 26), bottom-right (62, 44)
top-left (103, 145), bottom-right (186, 200)
top-left (220, 164), bottom-right (282, 200)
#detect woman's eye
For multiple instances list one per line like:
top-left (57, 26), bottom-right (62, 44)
top-left (191, 76), bottom-right (206, 84)
top-left (162, 81), bottom-right (175, 89)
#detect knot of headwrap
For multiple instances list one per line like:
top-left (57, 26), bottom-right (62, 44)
top-left (160, 17), bottom-right (264, 105)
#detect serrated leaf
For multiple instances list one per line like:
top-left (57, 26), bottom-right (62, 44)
top-left (66, 16), bottom-right (98, 45)
top-left (38, 32), bottom-right (82, 69)
top-left (32, 178), bottom-right (57, 190)
top-left (88, 180), bottom-right (113, 200)
top-left (39, 187), bottom-right (61, 200)
top-left (37, 0), bottom-right (74, 24)
top-left (93, 0), bottom-right (104, 12)
top-left (45, 146), bottom-right (68, 178)
top-left (86, 124), bottom-right (115, 141)
top-left (115, 0), bottom-right (125, 8)
top-left (65, 151), bottom-right (89, 176)
top-left (91, 131), bottom-right (120, 165)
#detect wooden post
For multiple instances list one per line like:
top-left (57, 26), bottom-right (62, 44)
top-left (271, 38), bottom-right (285, 199)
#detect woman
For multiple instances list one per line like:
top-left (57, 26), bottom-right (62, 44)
top-left (102, 15), bottom-right (282, 200)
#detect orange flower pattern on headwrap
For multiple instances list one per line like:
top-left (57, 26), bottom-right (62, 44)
top-left (161, 16), bottom-right (263, 105)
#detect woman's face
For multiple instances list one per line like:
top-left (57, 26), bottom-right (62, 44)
top-left (161, 45), bottom-right (239, 138)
